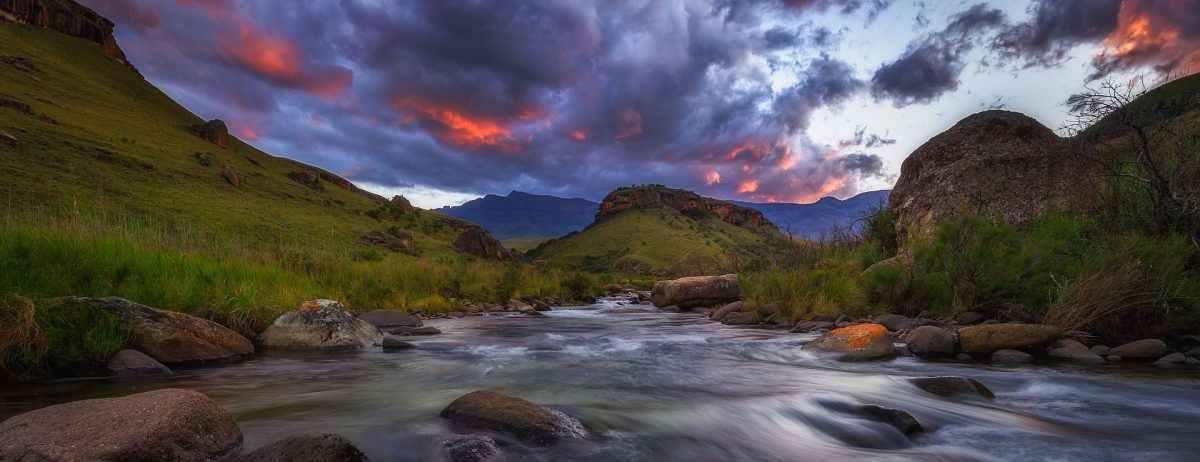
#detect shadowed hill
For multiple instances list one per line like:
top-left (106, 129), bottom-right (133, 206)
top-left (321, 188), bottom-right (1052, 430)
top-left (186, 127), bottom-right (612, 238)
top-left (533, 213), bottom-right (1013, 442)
top-left (436, 190), bottom-right (599, 240)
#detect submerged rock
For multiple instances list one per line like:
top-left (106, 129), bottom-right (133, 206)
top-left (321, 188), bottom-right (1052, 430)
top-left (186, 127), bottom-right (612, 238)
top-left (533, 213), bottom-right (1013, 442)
top-left (650, 274), bottom-right (740, 309)
top-left (0, 389), bottom-right (241, 462)
top-left (859, 404), bottom-right (924, 435)
top-left (257, 299), bottom-right (382, 349)
top-left (804, 323), bottom-right (897, 361)
top-left (51, 296), bottom-right (253, 365)
top-left (910, 376), bottom-right (995, 400)
top-left (957, 323), bottom-right (1060, 354)
top-left (904, 326), bottom-right (957, 357)
top-left (443, 434), bottom-right (502, 462)
top-left (382, 337), bottom-right (415, 350)
top-left (439, 391), bottom-right (586, 446)
top-left (358, 309), bottom-right (423, 328)
top-left (388, 326), bottom-right (441, 336)
top-left (1108, 339), bottom-right (1168, 360)
top-left (236, 432), bottom-right (368, 462)
top-left (106, 349), bottom-right (171, 376)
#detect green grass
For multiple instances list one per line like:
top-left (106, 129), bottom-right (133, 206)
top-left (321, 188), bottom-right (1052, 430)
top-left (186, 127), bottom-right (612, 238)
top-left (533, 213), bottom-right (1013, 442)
top-left (529, 207), bottom-right (777, 276)
top-left (501, 237), bottom-right (552, 253)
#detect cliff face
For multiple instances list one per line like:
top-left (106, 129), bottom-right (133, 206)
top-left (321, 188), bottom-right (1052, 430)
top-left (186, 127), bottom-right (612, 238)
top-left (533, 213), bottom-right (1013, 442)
top-left (596, 186), bottom-right (775, 233)
top-left (889, 110), bottom-right (1101, 245)
top-left (1, 0), bottom-right (129, 64)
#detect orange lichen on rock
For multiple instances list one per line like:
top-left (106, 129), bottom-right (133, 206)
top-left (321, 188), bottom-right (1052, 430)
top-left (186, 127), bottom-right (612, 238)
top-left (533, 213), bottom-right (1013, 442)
top-left (832, 324), bottom-right (888, 350)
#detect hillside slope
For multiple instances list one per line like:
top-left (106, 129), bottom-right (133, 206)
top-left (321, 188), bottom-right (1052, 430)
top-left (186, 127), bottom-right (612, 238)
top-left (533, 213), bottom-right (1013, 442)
top-left (0, 18), bottom-right (476, 257)
top-left (436, 190), bottom-right (598, 240)
top-left (530, 186), bottom-right (783, 276)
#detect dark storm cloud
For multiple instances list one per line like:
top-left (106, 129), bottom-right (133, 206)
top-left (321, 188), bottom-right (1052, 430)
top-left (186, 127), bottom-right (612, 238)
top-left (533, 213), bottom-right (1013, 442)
top-left (836, 153), bottom-right (885, 177)
top-left (870, 3), bottom-right (1005, 106)
top-left (840, 126), bottom-right (896, 149)
top-left (774, 55), bottom-right (864, 132)
top-left (1090, 0), bottom-right (1200, 80)
top-left (86, 0), bottom-right (160, 32)
top-left (992, 0), bottom-right (1122, 68)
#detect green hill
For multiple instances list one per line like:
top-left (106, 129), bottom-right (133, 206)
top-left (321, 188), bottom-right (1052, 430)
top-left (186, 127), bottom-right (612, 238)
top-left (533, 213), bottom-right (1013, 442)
top-left (529, 186), bottom-right (786, 276)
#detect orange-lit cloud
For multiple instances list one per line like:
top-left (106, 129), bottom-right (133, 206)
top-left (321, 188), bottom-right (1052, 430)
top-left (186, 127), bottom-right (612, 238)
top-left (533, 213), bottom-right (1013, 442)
top-left (227, 22), bottom-right (302, 80)
top-left (1094, 0), bottom-right (1200, 77)
top-left (392, 97), bottom-right (532, 153)
top-left (736, 179), bottom-right (758, 194)
top-left (704, 171), bottom-right (721, 185)
top-left (614, 109), bottom-right (643, 142)
top-left (233, 123), bottom-right (260, 140)
top-left (570, 129), bottom-right (588, 141)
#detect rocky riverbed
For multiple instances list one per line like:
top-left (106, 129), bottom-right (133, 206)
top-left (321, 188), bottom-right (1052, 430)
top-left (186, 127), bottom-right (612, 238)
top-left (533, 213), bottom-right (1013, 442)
top-left (3, 296), bottom-right (1199, 461)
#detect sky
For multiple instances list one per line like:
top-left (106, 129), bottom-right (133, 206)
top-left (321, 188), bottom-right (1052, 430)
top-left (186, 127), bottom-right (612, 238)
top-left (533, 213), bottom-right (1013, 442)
top-left (83, 0), bottom-right (1200, 208)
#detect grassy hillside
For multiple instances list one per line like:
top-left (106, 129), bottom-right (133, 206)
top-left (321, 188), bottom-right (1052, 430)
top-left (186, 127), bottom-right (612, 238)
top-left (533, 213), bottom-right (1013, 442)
top-left (530, 207), bottom-right (779, 276)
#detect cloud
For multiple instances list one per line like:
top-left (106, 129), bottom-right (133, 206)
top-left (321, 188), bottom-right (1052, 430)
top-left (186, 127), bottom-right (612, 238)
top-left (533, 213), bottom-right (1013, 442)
top-left (992, 0), bottom-right (1122, 68)
top-left (871, 3), bottom-right (1006, 106)
top-left (87, 0), bottom-right (160, 32)
top-left (1091, 0), bottom-right (1200, 79)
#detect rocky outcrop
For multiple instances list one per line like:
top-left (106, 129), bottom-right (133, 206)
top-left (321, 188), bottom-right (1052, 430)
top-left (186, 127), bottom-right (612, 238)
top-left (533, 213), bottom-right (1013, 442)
top-left (804, 323), bottom-right (897, 361)
top-left (357, 309), bottom-right (423, 328)
top-left (957, 323), bottom-right (1060, 354)
top-left (595, 185), bottom-right (775, 233)
top-left (50, 297), bottom-right (253, 365)
top-left (189, 119), bottom-right (230, 149)
top-left (256, 299), bottom-right (383, 349)
top-left (360, 229), bottom-right (416, 255)
top-left (236, 432), bottom-right (368, 462)
top-left (389, 195), bottom-right (416, 212)
top-left (106, 349), bottom-right (171, 376)
top-left (286, 170), bottom-right (325, 191)
top-left (0, 0), bottom-right (130, 64)
top-left (0, 389), bottom-right (242, 461)
top-left (453, 226), bottom-right (511, 260)
top-left (651, 274), bottom-right (739, 309)
top-left (439, 391), bottom-right (586, 446)
top-left (221, 165), bottom-right (240, 187)
top-left (889, 110), bottom-right (1100, 246)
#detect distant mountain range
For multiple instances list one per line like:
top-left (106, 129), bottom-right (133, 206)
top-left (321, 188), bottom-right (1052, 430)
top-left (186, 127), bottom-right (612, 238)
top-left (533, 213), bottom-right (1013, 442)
top-left (437, 189), bottom-right (890, 241)
top-left (436, 191), bottom-right (599, 240)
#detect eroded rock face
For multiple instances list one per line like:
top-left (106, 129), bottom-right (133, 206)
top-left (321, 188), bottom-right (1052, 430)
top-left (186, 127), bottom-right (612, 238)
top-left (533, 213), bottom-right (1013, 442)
top-left (804, 323), bottom-right (897, 361)
top-left (439, 391), bottom-right (586, 446)
top-left (286, 170), bottom-right (325, 191)
top-left (651, 274), bottom-right (739, 309)
top-left (51, 297), bottom-right (253, 365)
top-left (257, 300), bottom-right (382, 349)
top-left (0, 389), bottom-right (242, 462)
top-left (453, 226), bottom-right (511, 260)
top-left (957, 323), bottom-right (1060, 354)
top-left (595, 186), bottom-right (775, 233)
top-left (189, 119), bottom-right (230, 149)
top-left (889, 110), bottom-right (1100, 246)
top-left (236, 432), bottom-right (368, 462)
top-left (0, 0), bottom-right (130, 64)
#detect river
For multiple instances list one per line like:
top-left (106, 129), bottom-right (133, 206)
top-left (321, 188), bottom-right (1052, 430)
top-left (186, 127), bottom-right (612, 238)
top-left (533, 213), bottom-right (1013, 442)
top-left (3, 296), bottom-right (1199, 461)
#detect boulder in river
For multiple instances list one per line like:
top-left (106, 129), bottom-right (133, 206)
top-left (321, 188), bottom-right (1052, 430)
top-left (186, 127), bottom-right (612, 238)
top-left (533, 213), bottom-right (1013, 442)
top-left (957, 323), bottom-right (1060, 354)
top-left (858, 404), bottom-right (924, 435)
top-left (439, 391), bottom-right (586, 446)
top-left (358, 309), bottom-right (423, 328)
top-left (1048, 339), bottom-right (1105, 364)
top-left (236, 432), bottom-right (368, 462)
top-left (710, 301), bottom-right (743, 322)
top-left (804, 323), bottom-right (897, 361)
top-left (991, 349), bottom-right (1033, 364)
top-left (106, 349), bottom-right (171, 376)
top-left (1108, 339), bottom-right (1168, 360)
top-left (442, 434), bottom-right (503, 462)
top-left (651, 274), bottom-right (739, 309)
top-left (910, 376), bottom-right (995, 400)
top-left (51, 296), bottom-right (253, 365)
top-left (257, 299), bottom-right (383, 349)
top-left (1154, 352), bottom-right (1186, 367)
top-left (382, 337), bottom-right (415, 350)
top-left (873, 314), bottom-right (914, 332)
top-left (792, 320), bottom-right (836, 333)
top-left (388, 326), bottom-right (441, 336)
top-left (722, 311), bottom-right (759, 325)
top-left (904, 326), bottom-right (957, 357)
top-left (0, 389), bottom-right (242, 462)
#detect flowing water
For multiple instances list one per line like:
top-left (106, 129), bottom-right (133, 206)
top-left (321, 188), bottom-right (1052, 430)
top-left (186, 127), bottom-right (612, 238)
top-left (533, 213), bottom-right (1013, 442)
top-left (3, 296), bottom-right (1199, 461)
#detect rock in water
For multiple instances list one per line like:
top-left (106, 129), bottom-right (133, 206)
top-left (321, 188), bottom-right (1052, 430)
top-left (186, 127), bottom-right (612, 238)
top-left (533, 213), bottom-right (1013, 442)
top-left (236, 432), bottom-right (368, 462)
top-left (382, 337), bottom-right (414, 350)
top-left (106, 349), bottom-right (171, 376)
top-left (50, 297), bottom-right (253, 365)
top-left (910, 377), bottom-right (995, 400)
top-left (858, 404), bottom-right (924, 435)
top-left (957, 324), bottom-right (1060, 354)
top-left (358, 309), bottom-right (423, 328)
top-left (710, 301), bottom-right (743, 321)
top-left (904, 326), bottom-right (957, 357)
top-left (388, 326), bottom-right (441, 336)
top-left (1154, 352), bottom-right (1186, 367)
top-left (257, 299), bottom-right (382, 349)
top-left (872, 314), bottom-right (913, 332)
top-left (991, 349), bottom-right (1033, 364)
top-left (650, 274), bottom-right (740, 309)
top-left (889, 110), bottom-right (1100, 247)
top-left (443, 434), bottom-right (502, 462)
top-left (1108, 339), bottom-right (1168, 360)
top-left (440, 391), bottom-right (586, 446)
top-left (723, 311), bottom-right (759, 325)
top-left (0, 389), bottom-right (242, 462)
top-left (1048, 339), bottom-right (1105, 364)
top-left (804, 323), bottom-right (897, 361)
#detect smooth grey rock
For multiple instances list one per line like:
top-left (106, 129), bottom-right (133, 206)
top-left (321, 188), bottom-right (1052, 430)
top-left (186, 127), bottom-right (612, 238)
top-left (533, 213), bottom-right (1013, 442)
top-left (257, 300), bottom-right (382, 349)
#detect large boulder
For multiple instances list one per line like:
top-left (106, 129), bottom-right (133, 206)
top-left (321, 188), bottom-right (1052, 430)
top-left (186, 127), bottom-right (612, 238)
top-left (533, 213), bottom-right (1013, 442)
top-left (873, 314), bottom-right (914, 332)
top-left (904, 326), bottom-right (957, 357)
top-left (189, 119), bottom-right (231, 149)
top-left (453, 226), bottom-right (511, 260)
top-left (710, 301), bottom-right (743, 322)
top-left (51, 297), bottom-right (253, 365)
top-left (1048, 339), bottom-right (1105, 364)
top-left (439, 391), bottom-right (586, 446)
top-left (389, 195), bottom-right (416, 213)
top-left (236, 432), bottom-right (368, 462)
top-left (650, 274), bottom-right (739, 309)
top-left (106, 349), bottom-right (171, 376)
top-left (0, 389), bottom-right (242, 462)
top-left (221, 165), bottom-right (240, 187)
top-left (442, 434), bottom-right (502, 462)
top-left (357, 309), bottom-right (423, 328)
top-left (889, 110), bottom-right (1100, 247)
top-left (257, 300), bottom-right (383, 349)
top-left (804, 323), bottom-right (897, 361)
top-left (1108, 339), bottom-right (1168, 360)
top-left (957, 323), bottom-right (1060, 354)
